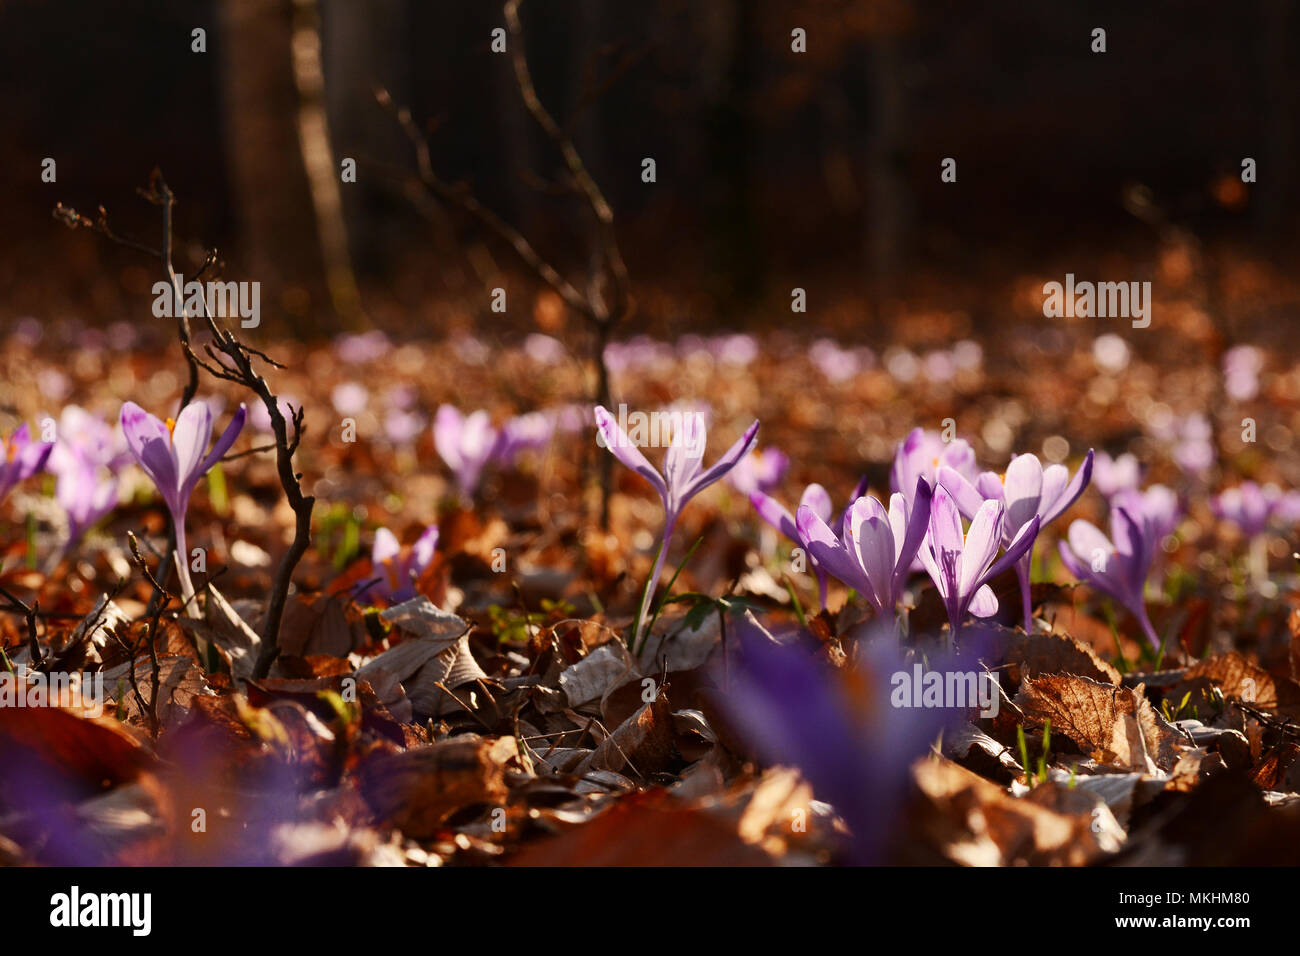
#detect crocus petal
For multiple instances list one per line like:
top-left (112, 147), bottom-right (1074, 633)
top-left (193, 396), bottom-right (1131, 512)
top-left (751, 491), bottom-right (798, 541)
top-left (797, 504), bottom-right (869, 593)
top-left (928, 487), bottom-right (966, 556)
top-left (800, 483), bottom-right (833, 524)
top-left (199, 405), bottom-right (247, 474)
top-left (968, 584), bottom-right (999, 618)
top-left (663, 412), bottom-right (707, 494)
top-left (958, 500), bottom-right (1004, 598)
top-left (411, 524), bottom-right (439, 567)
top-left (936, 465), bottom-right (986, 520)
top-left (170, 401), bottom-right (214, 493)
top-left (433, 405), bottom-right (465, 471)
top-left (372, 527), bottom-right (401, 565)
top-left (1003, 454), bottom-right (1044, 535)
top-left (984, 514), bottom-right (1041, 586)
top-left (682, 419), bottom-right (760, 504)
top-left (593, 405), bottom-right (667, 502)
top-left (1040, 449), bottom-right (1094, 524)
top-left (892, 479), bottom-right (933, 592)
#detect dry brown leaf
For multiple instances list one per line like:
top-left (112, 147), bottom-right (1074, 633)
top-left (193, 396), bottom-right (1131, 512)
top-left (991, 628), bottom-right (1122, 687)
top-left (507, 790), bottom-right (775, 866)
top-left (907, 758), bottom-right (1110, 865)
top-left (1015, 674), bottom-right (1187, 774)
top-left (576, 691), bottom-right (675, 775)
top-left (359, 735), bottom-right (517, 838)
top-left (1178, 651), bottom-right (1300, 719)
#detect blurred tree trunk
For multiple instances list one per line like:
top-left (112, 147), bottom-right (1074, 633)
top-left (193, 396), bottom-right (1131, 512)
top-left (219, 0), bottom-right (329, 333)
top-left (1257, 0), bottom-right (1295, 241)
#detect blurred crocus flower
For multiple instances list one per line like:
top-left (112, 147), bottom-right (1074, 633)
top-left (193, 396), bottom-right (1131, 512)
top-left (495, 411), bottom-right (556, 465)
top-left (433, 405), bottom-right (500, 498)
top-left (808, 339), bottom-right (863, 384)
top-left (1212, 481), bottom-right (1286, 538)
top-left (330, 382), bottom-right (369, 416)
top-left (795, 479), bottom-right (933, 619)
top-left (0, 424), bottom-right (53, 506)
top-left (368, 525), bottom-right (439, 604)
top-left (1223, 345), bottom-right (1263, 402)
top-left (594, 405), bottom-right (758, 649)
top-left (120, 401), bottom-right (247, 614)
top-left (523, 333), bottom-right (566, 365)
top-left (46, 406), bottom-right (129, 477)
top-left (1058, 508), bottom-right (1160, 648)
top-left (334, 330), bottom-right (391, 364)
top-left (55, 460), bottom-right (117, 553)
top-left (1112, 483), bottom-right (1181, 542)
top-left (918, 488), bottom-right (1040, 638)
top-left (1092, 451), bottom-right (1142, 499)
top-left (722, 620), bottom-right (967, 863)
top-left (938, 450), bottom-right (1093, 632)
top-left (1170, 413), bottom-right (1215, 478)
top-left (728, 446), bottom-right (790, 497)
top-left (249, 395), bottom-right (300, 434)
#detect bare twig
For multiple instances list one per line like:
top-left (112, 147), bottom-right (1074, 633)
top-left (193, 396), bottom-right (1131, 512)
top-left (56, 170), bottom-right (315, 680)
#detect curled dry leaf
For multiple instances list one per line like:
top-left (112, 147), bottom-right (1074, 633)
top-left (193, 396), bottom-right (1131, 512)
top-left (359, 735), bottom-right (519, 838)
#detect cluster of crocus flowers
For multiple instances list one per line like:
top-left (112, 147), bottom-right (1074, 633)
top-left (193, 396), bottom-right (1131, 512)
top-left (750, 478), bottom-right (866, 608)
top-left (938, 449), bottom-right (1094, 632)
top-left (121, 400), bottom-right (246, 615)
top-left (368, 525), bottom-right (439, 604)
top-left (0, 424), bottom-right (52, 507)
top-left (594, 404), bottom-right (758, 649)
top-left (796, 479), bottom-right (933, 618)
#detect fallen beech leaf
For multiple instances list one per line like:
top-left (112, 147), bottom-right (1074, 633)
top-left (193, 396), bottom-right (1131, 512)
top-left (987, 627), bottom-right (1121, 687)
top-left (1015, 674), bottom-right (1186, 774)
top-left (359, 735), bottom-right (514, 837)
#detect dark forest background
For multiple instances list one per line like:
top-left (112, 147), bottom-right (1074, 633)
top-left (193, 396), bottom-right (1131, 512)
top-left (2, 0), bottom-right (1298, 341)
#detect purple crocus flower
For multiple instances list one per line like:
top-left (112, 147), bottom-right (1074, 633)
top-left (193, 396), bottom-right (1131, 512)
top-left (433, 405), bottom-right (500, 498)
top-left (46, 405), bottom-right (129, 477)
top-left (890, 427), bottom-right (978, 507)
top-left (594, 404), bottom-right (758, 648)
top-left (368, 525), bottom-right (439, 604)
top-left (918, 488), bottom-right (1040, 638)
top-left (722, 620), bottom-right (967, 863)
top-left (0, 424), bottom-right (53, 506)
top-left (938, 450), bottom-right (1093, 632)
top-left (55, 459), bottom-right (117, 553)
top-left (1092, 452), bottom-right (1142, 499)
top-left (729, 446), bottom-right (790, 497)
top-left (494, 410), bottom-right (557, 465)
top-left (1223, 345), bottom-right (1263, 402)
top-left (794, 479), bottom-right (933, 619)
top-left (1058, 507), bottom-right (1161, 648)
top-left (120, 400), bottom-right (246, 613)
top-left (1212, 481), bottom-right (1285, 538)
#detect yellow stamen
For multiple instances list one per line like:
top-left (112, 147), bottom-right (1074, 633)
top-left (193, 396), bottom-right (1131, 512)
top-left (165, 417), bottom-right (177, 440)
